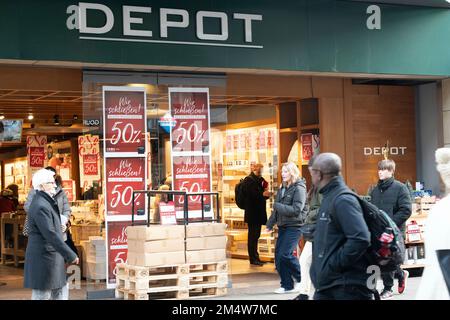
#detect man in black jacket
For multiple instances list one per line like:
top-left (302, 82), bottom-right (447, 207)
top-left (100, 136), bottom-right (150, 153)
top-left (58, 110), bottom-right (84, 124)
top-left (370, 159), bottom-right (412, 299)
top-left (310, 153), bottom-right (373, 300)
top-left (243, 163), bottom-right (271, 266)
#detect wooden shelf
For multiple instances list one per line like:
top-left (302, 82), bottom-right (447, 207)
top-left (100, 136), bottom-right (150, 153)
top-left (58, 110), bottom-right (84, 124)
top-left (301, 124), bottom-right (319, 130)
top-left (279, 127), bottom-right (297, 133)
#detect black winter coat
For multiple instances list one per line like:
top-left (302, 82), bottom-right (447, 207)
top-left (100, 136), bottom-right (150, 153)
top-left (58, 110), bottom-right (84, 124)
top-left (243, 173), bottom-right (268, 226)
top-left (310, 176), bottom-right (371, 292)
top-left (369, 177), bottom-right (412, 233)
top-left (266, 179), bottom-right (308, 229)
top-left (24, 191), bottom-right (77, 290)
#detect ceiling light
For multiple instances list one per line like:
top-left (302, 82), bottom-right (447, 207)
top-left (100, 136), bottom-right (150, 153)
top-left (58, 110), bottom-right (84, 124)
top-left (28, 115), bottom-right (34, 120)
top-left (73, 114), bottom-right (78, 121)
top-left (0, 115), bottom-right (4, 120)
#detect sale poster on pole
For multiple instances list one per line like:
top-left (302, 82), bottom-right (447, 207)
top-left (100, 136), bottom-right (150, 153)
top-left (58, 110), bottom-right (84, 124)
top-left (78, 134), bottom-right (100, 192)
top-left (103, 86), bottom-right (147, 288)
top-left (106, 221), bottom-right (131, 285)
top-left (27, 136), bottom-right (47, 169)
top-left (301, 133), bottom-right (313, 165)
top-left (105, 157), bottom-right (146, 216)
top-left (103, 88), bottom-right (146, 156)
top-left (169, 88), bottom-right (213, 220)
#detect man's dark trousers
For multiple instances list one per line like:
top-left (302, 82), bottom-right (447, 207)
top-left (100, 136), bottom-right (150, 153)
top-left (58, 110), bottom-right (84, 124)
top-left (248, 224), bottom-right (262, 263)
top-left (314, 285), bottom-right (373, 300)
top-left (382, 266), bottom-right (405, 291)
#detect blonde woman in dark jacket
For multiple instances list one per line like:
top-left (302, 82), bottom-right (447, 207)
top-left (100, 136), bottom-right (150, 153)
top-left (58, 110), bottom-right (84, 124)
top-left (267, 162), bottom-right (308, 294)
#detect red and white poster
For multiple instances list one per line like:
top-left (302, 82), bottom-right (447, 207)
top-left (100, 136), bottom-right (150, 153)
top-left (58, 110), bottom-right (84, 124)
top-left (103, 86), bottom-right (147, 288)
top-left (159, 201), bottom-right (177, 225)
top-left (104, 157), bottom-right (146, 216)
top-left (169, 88), bottom-right (213, 220)
top-left (78, 134), bottom-right (100, 192)
top-left (103, 88), bottom-right (146, 156)
top-left (301, 133), bottom-right (313, 165)
top-left (106, 221), bottom-right (131, 285)
top-left (27, 136), bottom-right (47, 169)
top-left (62, 180), bottom-right (75, 202)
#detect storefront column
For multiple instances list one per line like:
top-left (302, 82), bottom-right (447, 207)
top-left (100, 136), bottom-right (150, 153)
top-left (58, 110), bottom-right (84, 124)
top-left (442, 79), bottom-right (450, 148)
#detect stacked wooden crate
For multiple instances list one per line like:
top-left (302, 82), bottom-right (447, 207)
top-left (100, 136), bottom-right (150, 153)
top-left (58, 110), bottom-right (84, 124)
top-left (80, 236), bottom-right (106, 281)
top-left (185, 223), bottom-right (228, 298)
top-left (116, 223), bottom-right (229, 300)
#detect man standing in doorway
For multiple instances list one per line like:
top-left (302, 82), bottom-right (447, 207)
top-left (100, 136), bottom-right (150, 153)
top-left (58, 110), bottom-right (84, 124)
top-left (310, 153), bottom-right (373, 300)
top-left (370, 159), bottom-right (412, 299)
top-left (243, 163), bottom-right (272, 266)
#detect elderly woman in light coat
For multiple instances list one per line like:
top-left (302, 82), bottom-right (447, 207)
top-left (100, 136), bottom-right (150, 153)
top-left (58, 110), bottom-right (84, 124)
top-left (24, 169), bottom-right (79, 300)
top-left (416, 148), bottom-right (450, 300)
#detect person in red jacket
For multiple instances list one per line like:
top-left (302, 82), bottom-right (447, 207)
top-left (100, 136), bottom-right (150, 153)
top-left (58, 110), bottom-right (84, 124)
top-left (0, 188), bottom-right (16, 214)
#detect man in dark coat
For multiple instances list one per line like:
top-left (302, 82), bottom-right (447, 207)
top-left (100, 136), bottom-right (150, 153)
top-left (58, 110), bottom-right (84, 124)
top-left (310, 153), bottom-right (373, 300)
top-left (370, 159), bottom-right (412, 299)
top-left (24, 169), bottom-right (79, 300)
top-left (242, 163), bottom-right (272, 266)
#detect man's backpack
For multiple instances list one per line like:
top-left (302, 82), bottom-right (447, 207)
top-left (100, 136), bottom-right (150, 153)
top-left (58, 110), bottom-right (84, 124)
top-left (234, 178), bottom-right (247, 209)
top-left (332, 191), bottom-right (406, 273)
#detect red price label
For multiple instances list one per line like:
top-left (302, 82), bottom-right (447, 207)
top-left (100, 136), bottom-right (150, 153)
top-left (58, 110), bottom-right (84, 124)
top-left (107, 221), bottom-right (131, 284)
top-left (105, 158), bottom-right (145, 216)
top-left (104, 91), bottom-right (146, 154)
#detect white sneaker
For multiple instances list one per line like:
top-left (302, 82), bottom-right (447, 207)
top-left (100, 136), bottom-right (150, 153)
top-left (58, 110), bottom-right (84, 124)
top-left (274, 287), bottom-right (299, 294)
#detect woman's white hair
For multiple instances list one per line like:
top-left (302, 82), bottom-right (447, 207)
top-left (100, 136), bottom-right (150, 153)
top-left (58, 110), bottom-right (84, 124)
top-left (32, 169), bottom-right (55, 191)
top-left (282, 162), bottom-right (300, 185)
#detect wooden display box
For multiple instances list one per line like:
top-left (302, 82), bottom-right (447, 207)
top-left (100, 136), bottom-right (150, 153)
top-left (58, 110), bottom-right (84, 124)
top-left (126, 225), bottom-right (185, 241)
top-left (186, 223), bottom-right (227, 238)
top-left (71, 224), bottom-right (102, 245)
top-left (128, 239), bottom-right (185, 254)
top-left (186, 249), bottom-right (227, 264)
top-left (127, 251), bottom-right (185, 267)
top-left (186, 236), bottom-right (227, 251)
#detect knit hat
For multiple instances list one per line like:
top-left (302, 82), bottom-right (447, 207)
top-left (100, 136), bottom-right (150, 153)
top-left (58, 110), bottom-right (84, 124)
top-left (32, 168), bottom-right (56, 190)
top-left (436, 148), bottom-right (450, 189)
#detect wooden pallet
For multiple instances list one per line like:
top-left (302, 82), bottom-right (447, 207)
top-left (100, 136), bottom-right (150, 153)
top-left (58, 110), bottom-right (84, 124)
top-left (187, 261), bottom-right (228, 274)
top-left (188, 286), bottom-right (228, 298)
top-left (188, 272), bottom-right (228, 287)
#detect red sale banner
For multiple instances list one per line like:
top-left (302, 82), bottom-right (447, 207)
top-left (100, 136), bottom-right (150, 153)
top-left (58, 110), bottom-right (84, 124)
top-left (106, 221), bottom-right (131, 284)
top-left (103, 87), bottom-right (147, 289)
top-left (103, 88), bottom-right (146, 156)
top-left (172, 155), bottom-right (212, 218)
top-left (301, 133), bottom-right (313, 165)
top-left (169, 88), bottom-right (213, 220)
top-left (105, 157), bottom-right (146, 216)
top-left (159, 201), bottom-right (177, 225)
top-left (78, 134), bottom-right (100, 192)
top-left (62, 180), bottom-right (75, 202)
top-left (27, 136), bottom-right (47, 170)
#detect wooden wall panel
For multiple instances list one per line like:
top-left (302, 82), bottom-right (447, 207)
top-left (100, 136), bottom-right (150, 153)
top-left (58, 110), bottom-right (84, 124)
top-left (227, 74), bottom-right (312, 97)
top-left (0, 65), bottom-right (81, 91)
top-left (319, 98), bottom-right (347, 179)
top-left (312, 77), bottom-right (344, 98)
top-left (345, 85), bottom-right (416, 194)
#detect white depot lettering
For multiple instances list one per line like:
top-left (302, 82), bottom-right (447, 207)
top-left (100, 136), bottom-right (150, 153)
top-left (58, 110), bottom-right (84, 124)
top-left (79, 2), bottom-right (114, 34)
top-left (366, 5), bottom-right (381, 30)
top-left (67, 3), bottom-right (263, 46)
top-left (196, 11), bottom-right (229, 41)
top-left (233, 13), bottom-right (262, 42)
top-left (160, 8), bottom-right (189, 38)
top-left (363, 146), bottom-right (407, 156)
top-left (66, 5), bottom-right (79, 30)
top-left (123, 6), bottom-right (152, 37)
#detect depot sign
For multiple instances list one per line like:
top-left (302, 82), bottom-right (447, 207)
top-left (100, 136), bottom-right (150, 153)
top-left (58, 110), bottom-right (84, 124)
top-left (363, 146), bottom-right (407, 156)
top-left (66, 3), bottom-right (263, 48)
